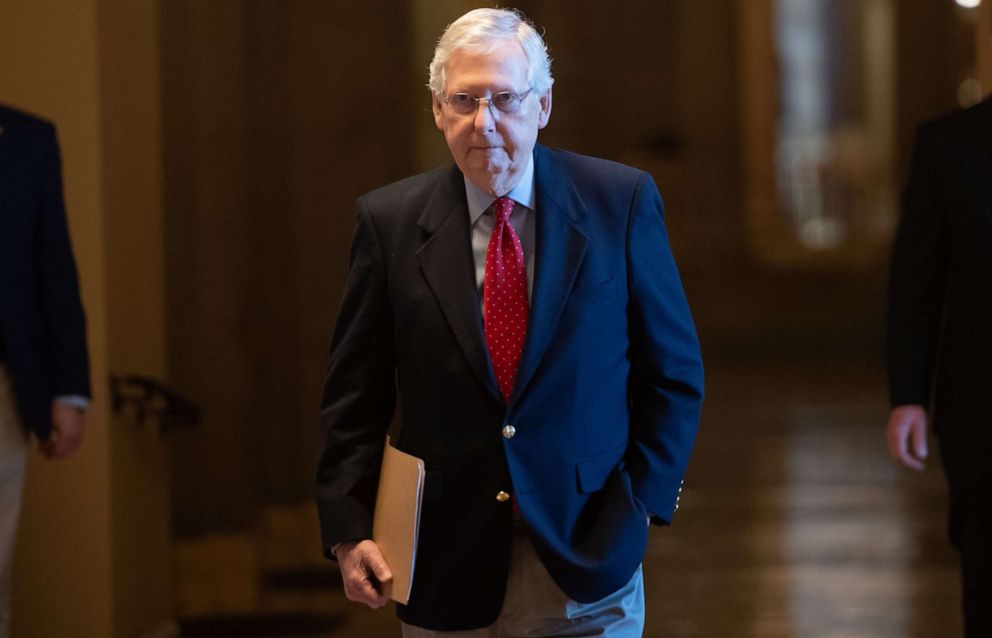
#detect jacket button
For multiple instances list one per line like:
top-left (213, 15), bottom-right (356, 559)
top-left (502, 425), bottom-right (516, 439)
top-left (496, 491), bottom-right (510, 502)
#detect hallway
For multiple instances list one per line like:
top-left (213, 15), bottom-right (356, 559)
top-left (206, 359), bottom-right (962, 637)
top-left (2, 2), bottom-right (983, 634)
top-left (641, 361), bottom-right (961, 637)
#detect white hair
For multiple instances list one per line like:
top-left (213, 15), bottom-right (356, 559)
top-left (428, 8), bottom-right (554, 98)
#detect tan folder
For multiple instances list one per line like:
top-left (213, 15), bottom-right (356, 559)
top-left (372, 436), bottom-right (425, 604)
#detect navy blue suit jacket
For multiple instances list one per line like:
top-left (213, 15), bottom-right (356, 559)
top-left (0, 105), bottom-right (90, 440)
top-left (316, 144), bottom-right (703, 630)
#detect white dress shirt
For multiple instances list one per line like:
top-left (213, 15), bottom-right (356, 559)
top-left (464, 154), bottom-right (536, 313)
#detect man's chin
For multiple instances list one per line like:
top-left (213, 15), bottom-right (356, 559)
top-left (464, 170), bottom-right (514, 197)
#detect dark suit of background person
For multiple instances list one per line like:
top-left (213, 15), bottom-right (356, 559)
top-left (316, 8), bottom-right (703, 635)
top-left (0, 104), bottom-right (90, 636)
top-left (886, 96), bottom-right (992, 636)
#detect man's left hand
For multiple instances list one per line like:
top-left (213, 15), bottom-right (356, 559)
top-left (42, 401), bottom-right (87, 459)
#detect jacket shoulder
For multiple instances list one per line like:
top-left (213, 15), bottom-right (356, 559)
top-left (360, 165), bottom-right (455, 211)
top-left (539, 146), bottom-right (648, 203)
top-left (543, 147), bottom-right (645, 182)
top-left (918, 98), bottom-right (992, 143)
top-left (0, 103), bottom-right (56, 141)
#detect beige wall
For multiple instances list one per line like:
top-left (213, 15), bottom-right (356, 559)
top-left (160, 0), bottom-right (255, 536)
top-left (97, 2), bottom-right (173, 636)
top-left (161, 0), bottom-right (417, 535)
top-left (0, 0), bottom-right (171, 635)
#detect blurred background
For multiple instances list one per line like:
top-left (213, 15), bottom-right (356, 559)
top-left (0, 0), bottom-right (989, 636)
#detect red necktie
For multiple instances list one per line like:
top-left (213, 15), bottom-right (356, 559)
top-left (484, 196), bottom-right (529, 403)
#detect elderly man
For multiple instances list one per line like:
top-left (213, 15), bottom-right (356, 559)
top-left (316, 8), bottom-right (703, 636)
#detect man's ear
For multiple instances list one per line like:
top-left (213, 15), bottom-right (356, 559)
top-left (432, 95), bottom-right (444, 131)
top-left (537, 89), bottom-right (552, 129)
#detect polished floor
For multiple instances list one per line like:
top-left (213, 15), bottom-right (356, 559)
top-left (640, 361), bottom-right (962, 637)
top-left (182, 360), bottom-right (964, 637)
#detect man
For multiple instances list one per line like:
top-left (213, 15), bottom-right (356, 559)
top-left (316, 8), bottom-right (703, 635)
top-left (0, 104), bottom-right (90, 636)
top-left (886, 94), bottom-right (992, 636)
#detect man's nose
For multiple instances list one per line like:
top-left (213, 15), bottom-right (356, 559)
top-left (473, 98), bottom-right (496, 133)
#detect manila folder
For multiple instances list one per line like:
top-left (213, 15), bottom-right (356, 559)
top-left (372, 436), bottom-right (424, 605)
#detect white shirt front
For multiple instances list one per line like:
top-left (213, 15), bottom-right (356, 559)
top-left (464, 154), bottom-right (536, 311)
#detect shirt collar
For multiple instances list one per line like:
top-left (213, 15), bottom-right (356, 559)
top-left (464, 153), bottom-right (536, 225)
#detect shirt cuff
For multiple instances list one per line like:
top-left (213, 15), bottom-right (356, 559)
top-left (55, 395), bottom-right (90, 410)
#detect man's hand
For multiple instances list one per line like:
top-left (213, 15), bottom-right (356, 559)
top-left (42, 401), bottom-right (86, 459)
top-left (886, 404), bottom-right (928, 471)
top-left (336, 539), bottom-right (392, 609)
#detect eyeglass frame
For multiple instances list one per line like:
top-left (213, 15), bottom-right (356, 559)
top-left (441, 88), bottom-right (535, 116)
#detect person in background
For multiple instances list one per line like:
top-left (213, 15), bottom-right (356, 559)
top-left (0, 104), bottom-right (90, 637)
top-left (886, 91), bottom-right (992, 637)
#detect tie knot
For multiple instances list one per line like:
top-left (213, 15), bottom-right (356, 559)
top-left (493, 197), bottom-right (515, 224)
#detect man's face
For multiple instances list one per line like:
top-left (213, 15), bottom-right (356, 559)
top-left (432, 39), bottom-right (552, 197)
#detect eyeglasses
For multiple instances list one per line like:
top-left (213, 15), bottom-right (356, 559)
top-left (443, 89), bottom-right (533, 116)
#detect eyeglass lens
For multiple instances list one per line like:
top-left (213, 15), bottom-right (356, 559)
top-left (447, 92), bottom-right (523, 115)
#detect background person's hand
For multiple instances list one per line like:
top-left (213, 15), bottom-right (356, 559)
top-left (42, 401), bottom-right (86, 459)
top-left (886, 404), bottom-right (928, 471)
top-left (335, 539), bottom-right (392, 609)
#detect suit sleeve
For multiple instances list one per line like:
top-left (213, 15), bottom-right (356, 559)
top-left (315, 200), bottom-right (397, 557)
top-left (886, 123), bottom-right (949, 408)
top-left (34, 124), bottom-right (90, 401)
top-left (624, 172), bottom-right (704, 524)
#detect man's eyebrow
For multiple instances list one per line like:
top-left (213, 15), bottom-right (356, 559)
top-left (449, 86), bottom-right (523, 95)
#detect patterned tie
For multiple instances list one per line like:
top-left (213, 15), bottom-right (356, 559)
top-left (484, 196), bottom-right (529, 403)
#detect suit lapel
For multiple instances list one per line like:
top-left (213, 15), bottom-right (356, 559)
top-left (510, 145), bottom-right (588, 405)
top-left (415, 148), bottom-right (590, 408)
top-left (416, 167), bottom-right (502, 402)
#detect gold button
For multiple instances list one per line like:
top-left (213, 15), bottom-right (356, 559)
top-left (496, 491), bottom-right (510, 502)
top-left (502, 425), bottom-right (516, 439)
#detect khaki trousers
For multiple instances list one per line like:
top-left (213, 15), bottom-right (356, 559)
top-left (402, 525), bottom-right (645, 638)
top-left (0, 366), bottom-right (28, 638)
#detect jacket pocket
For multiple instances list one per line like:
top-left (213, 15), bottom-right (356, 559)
top-left (569, 278), bottom-right (618, 305)
top-left (575, 446), bottom-right (624, 493)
